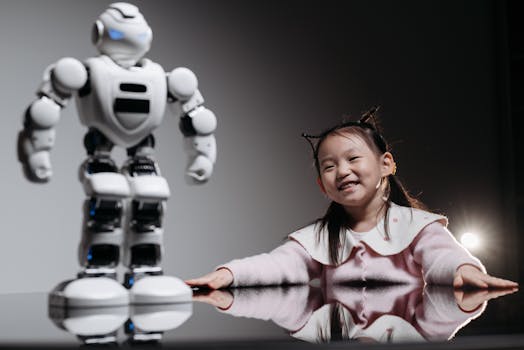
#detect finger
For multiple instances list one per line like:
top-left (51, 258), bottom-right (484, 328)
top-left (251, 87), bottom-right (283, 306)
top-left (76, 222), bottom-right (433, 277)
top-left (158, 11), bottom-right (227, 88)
top-left (485, 288), bottom-right (518, 300)
top-left (185, 276), bottom-right (214, 286)
top-left (185, 278), bottom-right (206, 286)
top-left (192, 294), bottom-right (214, 303)
top-left (482, 275), bottom-right (519, 288)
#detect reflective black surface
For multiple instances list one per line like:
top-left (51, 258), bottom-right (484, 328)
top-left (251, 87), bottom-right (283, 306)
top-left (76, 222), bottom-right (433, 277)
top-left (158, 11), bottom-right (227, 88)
top-left (0, 284), bottom-right (522, 349)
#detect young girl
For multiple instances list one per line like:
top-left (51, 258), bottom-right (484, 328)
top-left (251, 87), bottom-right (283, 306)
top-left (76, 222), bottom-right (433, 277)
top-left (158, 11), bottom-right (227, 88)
top-left (186, 110), bottom-right (518, 290)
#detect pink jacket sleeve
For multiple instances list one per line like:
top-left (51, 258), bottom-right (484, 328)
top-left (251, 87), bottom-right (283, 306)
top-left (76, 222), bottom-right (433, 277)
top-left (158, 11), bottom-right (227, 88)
top-left (416, 286), bottom-right (486, 341)
top-left (411, 222), bottom-right (486, 285)
top-left (219, 240), bottom-right (323, 287)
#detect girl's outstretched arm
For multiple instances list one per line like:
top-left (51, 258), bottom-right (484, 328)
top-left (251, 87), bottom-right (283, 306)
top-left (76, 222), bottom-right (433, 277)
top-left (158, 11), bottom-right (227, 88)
top-left (186, 240), bottom-right (322, 289)
top-left (453, 264), bottom-right (519, 289)
top-left (413, 222), bottom-right (518, 288)
top-left (186, 268), bottom-right (234, 289)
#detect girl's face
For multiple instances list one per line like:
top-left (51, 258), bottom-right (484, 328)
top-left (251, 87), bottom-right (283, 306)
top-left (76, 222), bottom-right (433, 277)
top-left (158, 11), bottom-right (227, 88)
top-left (317, 131), bottom-right (394, 211)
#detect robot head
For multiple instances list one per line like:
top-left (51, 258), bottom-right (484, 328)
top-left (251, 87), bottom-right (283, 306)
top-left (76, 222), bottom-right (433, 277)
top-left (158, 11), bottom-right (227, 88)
top-left (92, 2), bottom-right (152, 68)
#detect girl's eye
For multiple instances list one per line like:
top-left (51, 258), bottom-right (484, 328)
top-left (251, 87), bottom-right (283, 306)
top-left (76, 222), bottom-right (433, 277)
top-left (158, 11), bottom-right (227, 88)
top-left (323, 165), bottom-right (335, 172)
top-left (349, 156), bottom-right (360, 162)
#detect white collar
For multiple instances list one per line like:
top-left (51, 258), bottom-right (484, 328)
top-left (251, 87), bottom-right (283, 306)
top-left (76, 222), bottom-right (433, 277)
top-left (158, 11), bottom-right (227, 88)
top-left (289, 203), bottom-right (447, 265)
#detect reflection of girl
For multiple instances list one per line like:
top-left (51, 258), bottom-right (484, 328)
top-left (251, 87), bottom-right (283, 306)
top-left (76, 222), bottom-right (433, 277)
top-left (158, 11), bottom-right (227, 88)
top-left (294, 285), bottom-right (501, 344)
top-left (194, 285), bottom-right (515, 344)
top-left (187, 111), bottom-right (517, 289)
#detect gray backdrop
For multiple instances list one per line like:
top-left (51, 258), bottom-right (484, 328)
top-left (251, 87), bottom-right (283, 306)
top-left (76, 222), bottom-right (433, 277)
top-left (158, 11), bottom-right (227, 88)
top-left (0, 0), bottom-right (513, 293)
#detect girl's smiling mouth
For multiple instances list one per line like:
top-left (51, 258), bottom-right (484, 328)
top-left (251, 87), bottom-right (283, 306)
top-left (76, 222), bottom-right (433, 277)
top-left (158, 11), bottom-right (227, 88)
top-left (337, 180), bottom-right (359, 191)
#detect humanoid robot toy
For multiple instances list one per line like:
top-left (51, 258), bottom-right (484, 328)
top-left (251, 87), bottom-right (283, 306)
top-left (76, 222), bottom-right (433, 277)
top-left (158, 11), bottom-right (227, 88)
top-left (18, 2), bottom-right (217, 306)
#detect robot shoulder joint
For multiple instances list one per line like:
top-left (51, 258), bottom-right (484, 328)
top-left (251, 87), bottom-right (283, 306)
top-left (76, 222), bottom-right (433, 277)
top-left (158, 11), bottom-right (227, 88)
top-left (167, 67), bottom-right (198, 101)
top-left (52, 57), bottom-right (88, 94)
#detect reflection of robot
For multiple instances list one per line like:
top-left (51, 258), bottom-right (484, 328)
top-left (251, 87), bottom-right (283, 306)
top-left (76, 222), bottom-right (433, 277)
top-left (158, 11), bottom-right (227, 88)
top-left (48, 302), bottom-right (193, 345)
top-left (18, 2), bottom-right (217, 305)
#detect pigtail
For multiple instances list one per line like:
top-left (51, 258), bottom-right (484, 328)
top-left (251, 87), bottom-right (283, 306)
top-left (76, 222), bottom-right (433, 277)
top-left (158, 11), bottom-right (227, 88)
top-left (387, 174), bottom-right (425, 210)
top-left (317, 201), bottom-right (348, 265)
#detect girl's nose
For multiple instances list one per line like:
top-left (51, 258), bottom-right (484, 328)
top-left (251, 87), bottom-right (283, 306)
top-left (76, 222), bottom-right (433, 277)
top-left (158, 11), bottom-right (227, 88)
top-left (336, 163), bottom-right (352, 179)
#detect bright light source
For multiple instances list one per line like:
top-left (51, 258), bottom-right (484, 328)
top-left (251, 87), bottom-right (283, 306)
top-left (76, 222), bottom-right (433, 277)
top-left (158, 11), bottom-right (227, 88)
top-left (460, 232), bottom-right (481, 251)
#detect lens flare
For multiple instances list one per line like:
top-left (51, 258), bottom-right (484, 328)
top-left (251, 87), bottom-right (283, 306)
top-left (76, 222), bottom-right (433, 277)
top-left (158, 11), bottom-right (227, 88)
top-left (460, 232), bottom-right (481, 251)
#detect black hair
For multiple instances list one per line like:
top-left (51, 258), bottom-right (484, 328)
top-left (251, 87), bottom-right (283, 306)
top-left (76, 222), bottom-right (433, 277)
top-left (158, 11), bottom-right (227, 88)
top-left (303, 108), bottom-right (425, 265)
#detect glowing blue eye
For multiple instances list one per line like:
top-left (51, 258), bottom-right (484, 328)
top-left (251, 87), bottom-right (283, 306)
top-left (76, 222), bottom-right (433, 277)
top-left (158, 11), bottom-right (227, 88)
top-left (108, 28), bottom-right (125, 40)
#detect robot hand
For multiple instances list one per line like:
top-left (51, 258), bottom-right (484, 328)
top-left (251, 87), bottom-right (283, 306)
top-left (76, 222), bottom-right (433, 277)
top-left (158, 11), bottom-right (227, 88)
top-left (187, 154), bottom-right (213, 183)
top-left (24, 149), bottom-right (53, 182)
top-left (184, 134), bottom-right (216, 184)
top-left (18, 128), bottom-right (54, 182)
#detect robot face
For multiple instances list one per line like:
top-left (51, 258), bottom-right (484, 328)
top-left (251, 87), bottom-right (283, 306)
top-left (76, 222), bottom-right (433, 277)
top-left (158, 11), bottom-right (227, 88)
top-left (93, 3), bottom-right (153, 68)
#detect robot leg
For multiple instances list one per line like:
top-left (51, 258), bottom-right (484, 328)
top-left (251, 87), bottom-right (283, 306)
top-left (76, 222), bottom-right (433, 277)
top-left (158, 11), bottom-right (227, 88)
top-left (78, 157), bottom-right (130, 278)
top-left (122, 136), bottom-right (191, 303)
top-left (78, 130), bottom-right (130, 278)
top-left (48, 130), bottom-right (130, 308)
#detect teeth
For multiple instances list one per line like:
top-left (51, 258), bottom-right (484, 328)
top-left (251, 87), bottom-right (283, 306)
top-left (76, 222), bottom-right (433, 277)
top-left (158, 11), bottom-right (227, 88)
top-left (339, 182), bottom-right (357, 190)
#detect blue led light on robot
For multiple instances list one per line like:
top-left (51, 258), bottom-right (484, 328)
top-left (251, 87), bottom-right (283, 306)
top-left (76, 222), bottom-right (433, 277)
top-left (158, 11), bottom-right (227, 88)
top-left (87, 249), bottom-right (93, 261)
top-left (108, 28), bottom-right (125, 40)
top-left (128, 276), bottom-right (135, 286)
top-left (89, 201), bottom-right (96, 217)
top-left (128, 322), bottom-right (135, 331)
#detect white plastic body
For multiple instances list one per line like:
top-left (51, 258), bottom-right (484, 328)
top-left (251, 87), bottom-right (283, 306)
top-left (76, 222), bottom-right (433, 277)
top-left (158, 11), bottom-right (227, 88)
top-left (83, 172), bottom-right (131, 199)
top-left (76, 56), bottom-right (167, 148)
top-left (129, 275), bottom-right (192, 304)
top-left (49, 277), bottom-right (129, 308)
top-left (127, 175), bottom-right (170, 200)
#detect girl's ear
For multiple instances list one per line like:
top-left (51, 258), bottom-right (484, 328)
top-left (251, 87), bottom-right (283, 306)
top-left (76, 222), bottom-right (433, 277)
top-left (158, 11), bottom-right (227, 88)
top-left (316, 177), bottom-right (326, 194)
top-left (381, 152), bottom-right (396, 177)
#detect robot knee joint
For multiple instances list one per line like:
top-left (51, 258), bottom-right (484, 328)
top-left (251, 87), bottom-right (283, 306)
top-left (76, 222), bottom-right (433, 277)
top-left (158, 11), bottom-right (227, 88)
top-left (85, 197), bottom-right (124, 232)
top-left (130, 200), bottom-right (164, 232)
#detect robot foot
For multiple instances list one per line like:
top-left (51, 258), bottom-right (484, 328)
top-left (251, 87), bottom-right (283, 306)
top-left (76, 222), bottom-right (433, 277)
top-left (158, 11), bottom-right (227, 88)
top-left (129, 275), bottom-right (192, 305)
top-left (49, 277), bottom-right (129, 308)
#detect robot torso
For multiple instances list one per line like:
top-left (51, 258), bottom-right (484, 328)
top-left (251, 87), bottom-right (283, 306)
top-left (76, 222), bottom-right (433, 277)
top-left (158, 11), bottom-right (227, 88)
top-left (76, 55), bottom-right (167, 148)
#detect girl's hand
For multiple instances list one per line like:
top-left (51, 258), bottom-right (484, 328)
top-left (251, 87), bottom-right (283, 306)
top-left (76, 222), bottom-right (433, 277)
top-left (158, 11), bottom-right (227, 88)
top-left (193, 289), bottom-right (234, 310)
top-left (185, 268), bottom-right (234, 289)
top-left (454, 264), bottom-right (519, 289)
top-left (454, 287), bottom-right (518, 312)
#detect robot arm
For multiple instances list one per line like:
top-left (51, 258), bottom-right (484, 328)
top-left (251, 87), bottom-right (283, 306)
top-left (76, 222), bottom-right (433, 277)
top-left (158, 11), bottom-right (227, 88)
top-left (167, 67), bottom-right (217, 183)
top-left (18, 57), bottom-right (88, 182)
